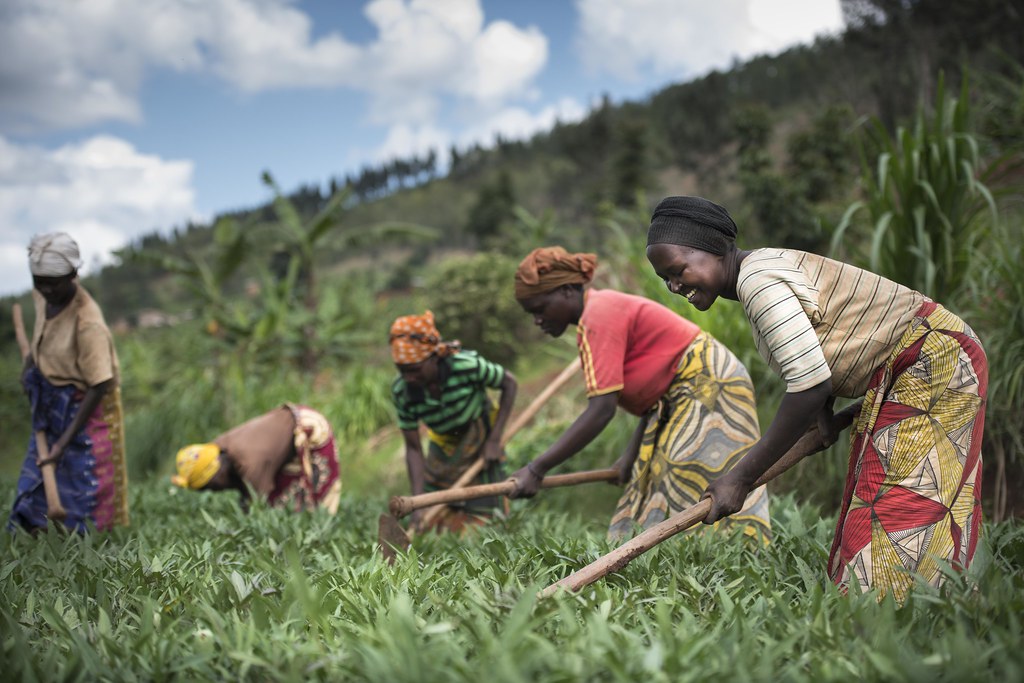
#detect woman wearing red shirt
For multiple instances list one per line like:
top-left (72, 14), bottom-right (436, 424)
top-left (509, 246), bottom-right (771, 541)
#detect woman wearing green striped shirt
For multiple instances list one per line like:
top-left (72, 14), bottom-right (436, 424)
top-left (390, 310), bottom-right (517, 531)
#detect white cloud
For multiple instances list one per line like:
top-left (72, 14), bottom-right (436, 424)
top-left (459, 20), bottom-right (548, 102)
top-left (575, 0), bottom-right (843, 81)
top-left (0, 136), bottom-right (204, 296)
top-left (0, 0), bottom-right (549, 133)
top-left (358, 0), bottom-right (548, 125)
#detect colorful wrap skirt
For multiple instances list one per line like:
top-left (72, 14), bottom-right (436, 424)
top-left (268, 404), bottom-right (341, 513)
top-left (424, 404), bottom-right (505, 519)
top-left (609, 332), bottom-right (772, 541)
top-left (828, 302), bottom-right (986, 603)
top-left (9, 367), bottom-right (129, 533)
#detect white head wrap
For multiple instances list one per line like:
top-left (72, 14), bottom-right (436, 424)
top-left (28, 232), bottom-right (83, 277)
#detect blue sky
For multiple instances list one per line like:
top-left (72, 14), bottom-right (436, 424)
top-left (0, 0), bottom-right (843, 296)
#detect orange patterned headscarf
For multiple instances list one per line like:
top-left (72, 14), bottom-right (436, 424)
top-left (389, 310), bottom-right (460, 365)
top-left (514, 246), bottom-right (597, 300)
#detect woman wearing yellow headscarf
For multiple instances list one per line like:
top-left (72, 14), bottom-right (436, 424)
top-left (390, 310), bottom-right (518, 531)
top-left (510, 246), bottom-right (771, 543)
top-left (172, 403), bottom-right (341, 514)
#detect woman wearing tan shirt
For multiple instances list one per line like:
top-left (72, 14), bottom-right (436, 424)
top-left (646, 196), bottom-right (986, 604)
top-left (9, 232), bottom-right (129, 533)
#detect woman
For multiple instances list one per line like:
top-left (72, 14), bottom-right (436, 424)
top-left (172, 404), bottom-right (341, 513)
top-left (390, 310), bottom-right (517, 531)
top-left (646, 195), bottom-right (986, 603)
top-left (9, 233), bottom-right (129, 533)
top-left (509, 246), bottom-right (771, 542)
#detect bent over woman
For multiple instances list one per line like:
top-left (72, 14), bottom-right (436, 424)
top-left (390, 311), bottom-right (517, 531)
top-left (9, 233), bottom-right (129, 533)
top-left (509, 246), bottom-right (771, 542)
top-left (646, 195), bottom-right (986, 603)
top-left (172, 404), bottom-right (341, 513)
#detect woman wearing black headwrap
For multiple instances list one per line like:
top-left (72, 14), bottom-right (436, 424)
top-left (646, 195), bottom-right (987, 604)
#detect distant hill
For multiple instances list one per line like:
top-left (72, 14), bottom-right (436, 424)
top-left (4, 0), bottom-right (1021, 330)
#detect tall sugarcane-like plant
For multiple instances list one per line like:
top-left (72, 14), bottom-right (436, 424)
top-left (968, 218), bottom-right (1024, 522)
top-left (831, 75), bottom-right (997, 302)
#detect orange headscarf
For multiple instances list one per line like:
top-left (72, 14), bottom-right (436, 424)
top-left (389, 310), bottom-right (460, 365)
top-left (514, 246), bottom-right (597, 300)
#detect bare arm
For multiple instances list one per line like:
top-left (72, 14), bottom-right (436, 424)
top-left (481, 370), bottom-right (518, 462)
top-left (509, 392), bottom-right (619, 498)
top-left (38, 379), bottom-right (114, 466)
top-left (702, 378), bottom-right (832, 522)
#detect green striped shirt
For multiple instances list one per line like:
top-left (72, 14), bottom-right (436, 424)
top-left (392, 351), bottom-right (506, 433)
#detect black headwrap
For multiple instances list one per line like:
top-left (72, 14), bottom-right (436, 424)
top-left (646, 196), bottom-right (738, 255)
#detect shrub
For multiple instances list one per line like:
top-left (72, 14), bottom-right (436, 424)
top-left (424, 253), bottom-right (538, 368)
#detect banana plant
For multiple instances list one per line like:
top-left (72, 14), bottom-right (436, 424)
top-left (135, 216), bottom-right (254, 343)
top-left (260, 171), bottom-right (438, 371)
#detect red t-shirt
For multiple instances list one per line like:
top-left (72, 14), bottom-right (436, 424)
top-left (577, 289), bottom-right (700, 416)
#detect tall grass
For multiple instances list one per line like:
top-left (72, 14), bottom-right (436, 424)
top-left (830, 75), bottom-right (998, 303)
top-left (967, 216), bottom-right (1024, 520)
top-left (2, 481), bottom-right (1022, 681)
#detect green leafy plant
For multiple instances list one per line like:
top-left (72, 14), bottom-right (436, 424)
top-left (260, 172), bottom-right (437, 371)
top-left (1, 480), bottom-right (1022, 681)
top-left (831, 74), bottom-right (998, 302)
top-left (967, 218), bottom-right (1024, 521)
top-left (424, 252), bottom-right (538, 367)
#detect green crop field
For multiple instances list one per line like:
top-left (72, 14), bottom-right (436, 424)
top-left (2, 480), bottom-right (1022, 682)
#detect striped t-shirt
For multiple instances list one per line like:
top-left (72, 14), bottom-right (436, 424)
top-left (737, 249), bottom-right (925, 397)
top-left (392, 351), bottom-right (506, 433)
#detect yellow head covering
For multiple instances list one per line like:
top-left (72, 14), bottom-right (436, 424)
top-left (171, 443), bottom-right (221, 489)
top-left (389, 310), bottom-right (460, 365)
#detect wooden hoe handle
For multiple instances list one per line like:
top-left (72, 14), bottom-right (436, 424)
top-left (416, 357), bottom-right (581, 530)
top-left (392, 467), bottom-right (619, 518)
top-left (537, 400), bottom-right (864, 598)
top-left (36, 432), bottom-right (68, 522)
top-left (13, 303), bottom-right (31, 359)
top-left (13, 303), bottom-right (68, 523)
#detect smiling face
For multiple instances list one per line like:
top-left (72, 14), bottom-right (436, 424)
top-left (646, 243), bottom-right (731, 311)
top-left (517, 285), bottom-right (583, 338)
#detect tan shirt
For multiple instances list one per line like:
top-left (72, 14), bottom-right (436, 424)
top-left (737, 249), bottom-right (925, 398)
top-left (215, 406), bottom-right (296, 496)
top-left (31, 285), bottom-right (120, 391)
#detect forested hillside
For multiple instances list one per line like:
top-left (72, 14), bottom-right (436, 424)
top-left (2, 0), bottom-right (1023, 515)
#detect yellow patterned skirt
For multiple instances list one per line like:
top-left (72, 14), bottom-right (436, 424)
top-left (608, 332), bottom-right (771, 542)
top-left (424, 404), bottom-right (505, 517)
